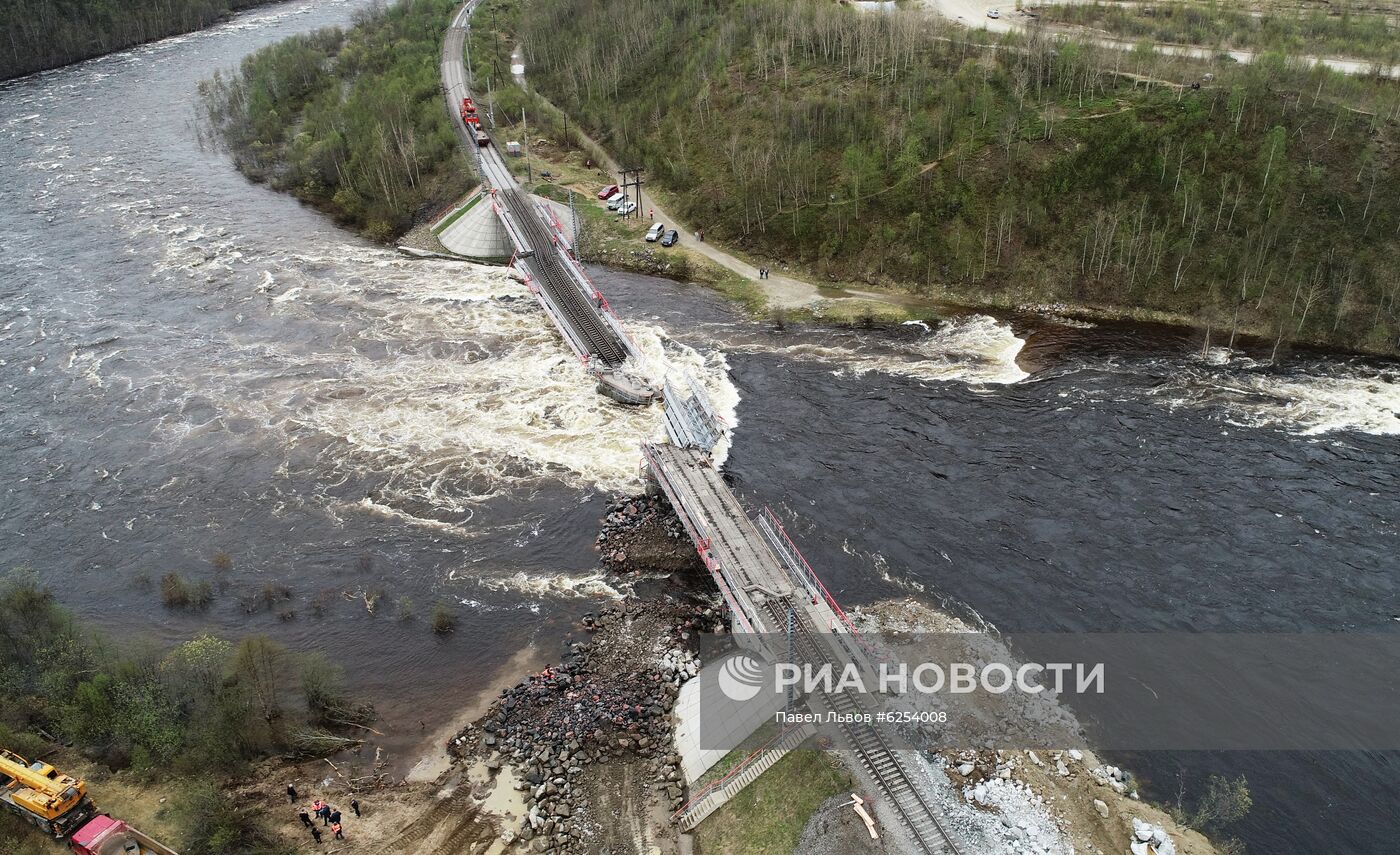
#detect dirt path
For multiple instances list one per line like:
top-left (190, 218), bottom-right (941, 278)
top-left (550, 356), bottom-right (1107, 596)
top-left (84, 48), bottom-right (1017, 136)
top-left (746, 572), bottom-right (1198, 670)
top-left (512, 47), bottom-right (868, 312)
top-left (923, 0), bottom-right (1400, 77)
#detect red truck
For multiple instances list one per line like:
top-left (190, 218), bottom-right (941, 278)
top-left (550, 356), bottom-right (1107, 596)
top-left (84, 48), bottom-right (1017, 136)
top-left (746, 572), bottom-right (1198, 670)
top-left (69, 815), bottom-right (180, 855)
top-left (458, 97), bottom-right (477, 123)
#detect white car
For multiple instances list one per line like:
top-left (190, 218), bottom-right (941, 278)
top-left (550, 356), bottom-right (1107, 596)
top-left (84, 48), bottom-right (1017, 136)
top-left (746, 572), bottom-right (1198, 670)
top-left (618, 202), bottom-right (638, 216)
top-left (986, 8), bottom-right (1000, 18)
top-left (645, 223), bottom-right (665, 242)
top-left (606, 193), bottom-right (628, 211)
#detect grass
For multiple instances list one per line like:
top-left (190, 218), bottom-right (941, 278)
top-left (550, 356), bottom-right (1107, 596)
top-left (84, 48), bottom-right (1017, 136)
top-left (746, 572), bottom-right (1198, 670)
top-left (431, 191), bottom-right (484, 234)
top-left (692, 743), bottom-right (852, 855)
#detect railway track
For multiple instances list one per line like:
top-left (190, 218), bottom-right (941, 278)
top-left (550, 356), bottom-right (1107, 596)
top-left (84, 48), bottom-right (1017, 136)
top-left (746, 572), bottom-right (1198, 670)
top-left (443, 12), bottom-right (630, 370)
top-left (761, 598), bottom-right (963, 855)
top-left (442, 5), bottom-right (959, 848)
top-left (500, 188), bottom-right (629, 366)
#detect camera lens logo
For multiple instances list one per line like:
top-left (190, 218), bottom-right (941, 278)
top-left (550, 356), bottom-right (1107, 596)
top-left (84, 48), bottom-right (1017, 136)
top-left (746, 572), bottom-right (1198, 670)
top-left (718, 654), bottom-right (767, 702)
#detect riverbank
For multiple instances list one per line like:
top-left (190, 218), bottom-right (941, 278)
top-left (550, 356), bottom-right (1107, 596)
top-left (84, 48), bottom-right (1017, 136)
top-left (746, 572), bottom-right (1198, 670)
top-left (199, 0), bottom-right (1400, 357)
top-left (373, 495), bottom-right (1232, 855)
top-left (515, 0), bottom-right (1400, 357)
top-left (427, 11), bottom-right (1397, 360)
top-left (0, 0), bottom-right (282, 80)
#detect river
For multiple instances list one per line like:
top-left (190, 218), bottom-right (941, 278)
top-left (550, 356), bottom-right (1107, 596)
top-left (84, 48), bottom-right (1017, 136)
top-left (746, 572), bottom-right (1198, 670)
top-left (1, 1), bottom-right (1398, 852)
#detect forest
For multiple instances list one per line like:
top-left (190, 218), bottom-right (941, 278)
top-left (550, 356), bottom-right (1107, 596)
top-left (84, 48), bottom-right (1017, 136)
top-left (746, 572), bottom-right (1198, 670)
top-left (202, 0), bottom-right (1400, 353)
top-left (199, 0), bottom-right (475, 241)
top-left (0, 572), bottom-right (370, 854)
top-left (0, 0), bottom-right (273, 79)
top-left (518, 0), bottom-right (1400, 353)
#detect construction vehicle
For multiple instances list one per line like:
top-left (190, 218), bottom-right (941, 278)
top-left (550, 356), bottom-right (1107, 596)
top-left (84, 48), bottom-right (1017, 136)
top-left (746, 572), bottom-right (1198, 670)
top-left (459, 96), bottom-right (477, 121)
top-left (474, 126), bottom-right (490, 146)
top-left (69, 815), bottom-right (181, 855)
top-left (0, 748), bottom-right (96, 837)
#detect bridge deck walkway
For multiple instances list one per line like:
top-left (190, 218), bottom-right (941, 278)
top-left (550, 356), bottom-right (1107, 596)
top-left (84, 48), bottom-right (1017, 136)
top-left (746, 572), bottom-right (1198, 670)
top-left (642, 443), bottom-right (794, 633)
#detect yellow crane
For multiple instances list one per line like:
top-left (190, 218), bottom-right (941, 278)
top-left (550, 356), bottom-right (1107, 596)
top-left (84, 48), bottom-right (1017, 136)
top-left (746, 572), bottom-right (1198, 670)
top-left (0, 748), bottom-right (95, 837)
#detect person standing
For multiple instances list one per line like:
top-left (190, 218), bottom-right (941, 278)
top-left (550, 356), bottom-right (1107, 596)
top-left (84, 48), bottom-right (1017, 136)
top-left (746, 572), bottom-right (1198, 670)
top-left (329, 808), bottom-right (342, 826)
top-left (350, 798), bottom-right (361, 818)
top-left (310, 825), bottom-right (322, 843)
top-left (297, 808), bottom-right (312, 828)
top-left (286, 784), bottom-right (298, 804)
top-left (318, 803), bottom-right (332, 825)
top-left (332, 821), bottom-right (344, 840)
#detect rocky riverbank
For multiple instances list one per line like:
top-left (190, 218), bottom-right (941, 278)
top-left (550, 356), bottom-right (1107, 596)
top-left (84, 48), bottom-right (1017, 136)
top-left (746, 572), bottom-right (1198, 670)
top-left (447, 599), bottom-right (714, 851)
top-left (440, 491), bottom-right (719, 853)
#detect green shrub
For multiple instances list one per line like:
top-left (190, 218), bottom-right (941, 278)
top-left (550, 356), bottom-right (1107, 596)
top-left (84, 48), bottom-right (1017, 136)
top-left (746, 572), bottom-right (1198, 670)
top-left (160, 573), bottom-right (190, 608)
top-left (431, 601), bottom-right (456, 635)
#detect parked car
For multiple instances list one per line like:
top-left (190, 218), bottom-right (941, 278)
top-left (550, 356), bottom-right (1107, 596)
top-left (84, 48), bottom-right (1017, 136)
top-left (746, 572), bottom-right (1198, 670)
top-left (597, 184), bottom-right (620, 200)
top-left (607, 193), bottom-right (628, 210)
top-left (645, 223), bottom-right (665, 242)
top-left (660, 229), bottom-right (679, 247)
top-left (986, 8), bottom-right (1000, 18)
top-left (618, 202), bottom-right (638, 216)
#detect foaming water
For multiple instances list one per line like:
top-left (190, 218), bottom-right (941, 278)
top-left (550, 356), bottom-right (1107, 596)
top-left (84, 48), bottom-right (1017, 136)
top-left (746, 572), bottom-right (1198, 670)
top-left (731, 314), bottom-right (1028, 387)
top-left (1164, 356), bottom-right (1400, 437)
top-left (467, 569), bottom-right (629, 601)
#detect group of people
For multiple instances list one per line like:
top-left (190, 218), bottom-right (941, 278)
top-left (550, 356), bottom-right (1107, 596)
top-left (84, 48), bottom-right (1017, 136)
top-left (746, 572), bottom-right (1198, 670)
top-left (288, 784), bottom-right (360, 845)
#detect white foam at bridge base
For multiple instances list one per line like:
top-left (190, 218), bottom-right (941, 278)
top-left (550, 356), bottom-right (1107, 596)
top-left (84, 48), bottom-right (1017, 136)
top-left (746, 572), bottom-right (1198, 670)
top-left (623, 321), bottom-right (741, 467)
top-left (128, 225), bottom-right (739, 515)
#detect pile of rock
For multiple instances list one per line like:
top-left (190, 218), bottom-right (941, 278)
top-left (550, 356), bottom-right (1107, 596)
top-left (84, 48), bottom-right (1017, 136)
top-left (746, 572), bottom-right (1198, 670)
top-left (450, 601), bottom-right (720, 852)
top-left (1090, 764), bottom-right (1133, 796)
top-left (1129, 817), bottom-right (1176, 855)
top-left (595, 494), bottom-right (696, 575)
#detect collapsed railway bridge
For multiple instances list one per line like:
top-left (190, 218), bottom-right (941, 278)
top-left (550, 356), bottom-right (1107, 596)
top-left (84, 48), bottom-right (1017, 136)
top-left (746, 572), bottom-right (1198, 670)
top-left (439, 4), bottom-right (966, 851)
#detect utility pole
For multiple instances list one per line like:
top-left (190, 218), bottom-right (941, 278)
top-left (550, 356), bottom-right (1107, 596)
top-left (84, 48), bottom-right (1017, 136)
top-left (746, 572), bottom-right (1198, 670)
top-left (492, 7), bottom-right (501, 81)
top-left (785, 606), bottom-right (796, 716)
top-left (463, 23), bottom-right (473, 85)
top-left (620, 167), bottom-right (645, 220)
top-left (522, 107), bottom-right (532, 184)
top-left (568, 188), bottom-right (580, 256)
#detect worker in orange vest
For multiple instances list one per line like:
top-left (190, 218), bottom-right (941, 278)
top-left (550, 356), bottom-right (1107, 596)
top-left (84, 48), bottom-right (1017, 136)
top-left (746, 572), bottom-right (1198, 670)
top-left (332, 821), bottom-right (344, 840)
